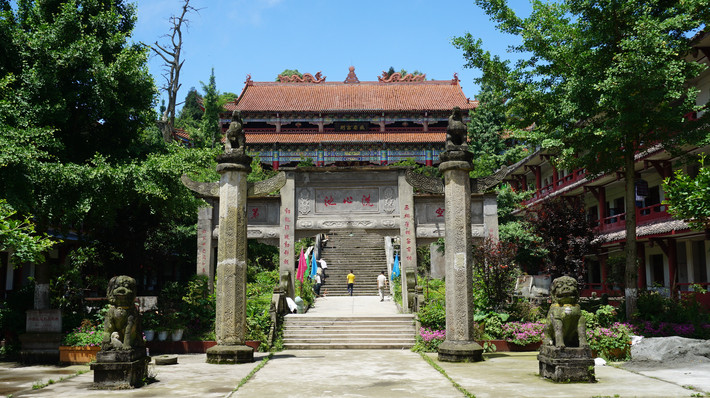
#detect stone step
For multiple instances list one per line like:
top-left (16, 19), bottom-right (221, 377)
top-left (282, 313), bottom-right (416, 349)
top-left (283, 342), bottom-right (414, 349)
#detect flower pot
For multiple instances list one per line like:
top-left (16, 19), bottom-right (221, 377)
top-left (157, 330), bottom-right (169, 341)
top-left (59, 345), bottom-right (101, 364)
top-left (171, 329), bottom-right (184, 341)
top-left (245, 340), bottom-right (261, 351)
top-left (144, 330), bottom-right (155, 342)
top-left (508, 341), bottom-right (542, 352)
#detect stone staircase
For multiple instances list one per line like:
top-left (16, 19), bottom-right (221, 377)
top-left (319, 230), bottom-right (387, 296)
top-left (283, 314), bottom-right (416, 349)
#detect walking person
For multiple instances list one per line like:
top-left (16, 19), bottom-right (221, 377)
top-left (314, 272), bottom-right (322, 297)
top-left (346, 270), bottom-right (355, 296)
top-left (377, 271), bottom-right (388, 301)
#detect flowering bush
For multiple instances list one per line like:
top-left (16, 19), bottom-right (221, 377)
top-left (62, 321), bottom-right (103, 347)
top-left (501, 321), bottom-right (545, 346)
top-left (412, 327), bottom-right (446, 352)
top-left (631, 321), bottom-right (710, 338)
top-left (586, 322), bottom-right (632, 361)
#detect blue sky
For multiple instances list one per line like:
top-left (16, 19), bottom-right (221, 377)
top-left (131, 0), bottom-right (532, 109)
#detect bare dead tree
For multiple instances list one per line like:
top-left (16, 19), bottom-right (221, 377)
top-left (152, 0), bottom-right (200, 143)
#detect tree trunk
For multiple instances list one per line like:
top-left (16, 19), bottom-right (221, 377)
top-left (624, 150), bottom-right (638, 318)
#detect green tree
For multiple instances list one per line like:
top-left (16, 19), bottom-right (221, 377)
top-left (664, 154), bottom-right (710, 231)
top-left (0, 0), bottom-right (220, 288)
top-left (276, 69), bottom-right (302, 81)
top-left (0, 199), bottom-right (55, 264)
top-left (454, 0), bottom-right (710, 316)
top-left (175, 87), bottom-right (203, 132)
top-left (200, 68), bottom-right (220, 148)
top-left (1, 0), bottom-right (155, 164)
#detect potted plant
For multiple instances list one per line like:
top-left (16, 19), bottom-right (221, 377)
top-left (586, 322), bottom-right (632, 360)
top-left (501, 321), bottom-right (545, 351)
top-left (142, 311), bottom-right (158, 342)
top-left (59, 320), bottom-right (103, 364)
top-left (156, 325), bottom-right (169, 342)
top-left (166, 312), bottom-right (185, 341)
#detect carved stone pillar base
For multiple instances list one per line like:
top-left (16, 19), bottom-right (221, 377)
top-left (206, 344), bottom-right (254, 364)
top-left (437, 340), bottom-right (483, 363)
top-left (538, 345), bottom-right (595, 382)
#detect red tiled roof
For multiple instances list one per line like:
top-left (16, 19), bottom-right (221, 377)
top-left (231, 80), bottom-right (476, 113)
top-left (246, 131), bottom-right (445, 144)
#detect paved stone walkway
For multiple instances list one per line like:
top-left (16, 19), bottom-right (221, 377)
top-left (2, 296), bottom-right (708, 397)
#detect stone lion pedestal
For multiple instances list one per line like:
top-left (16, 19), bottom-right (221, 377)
top-left (91, 349), bottom-right (150, 389)
top-left (538, 346), bottom-right (595, 382)
top-left (537, 276), bottom-right (595, 382)
top-left (91, 275), bottom-right (149, 389)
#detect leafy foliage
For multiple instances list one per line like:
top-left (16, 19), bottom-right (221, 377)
top-left (526, 197), bottom-right (598, 282)
top-left (664, 154), bottom-right (710, 230)
top-left (275, 69), bottom-right (302, 81)
top-left (199, 68), bottom-right (220, 148)
top-left (472, 238), bottom-right (519, 311)
top-left (62, 320), bottom-right (103, 347)
top-left (0, 199), bottom-right (55, 264)
top-left (453, 0), bottom-right (710, 316)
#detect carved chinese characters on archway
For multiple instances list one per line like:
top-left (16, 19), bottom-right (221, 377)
top-left (314, 188), bottom-right (381, 213)
top-left (402, 204), bottom-right (415, 263)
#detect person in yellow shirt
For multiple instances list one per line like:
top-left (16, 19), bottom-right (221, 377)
top-left (346, 270), bottom-right (355, 296)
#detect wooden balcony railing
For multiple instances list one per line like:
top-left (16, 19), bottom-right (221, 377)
top-left (593, 203), bottom-right (672, 234)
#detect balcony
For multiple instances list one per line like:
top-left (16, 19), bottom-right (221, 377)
top-left (522, 167), bottom-right (588, 205)
top-left (594, 203), bottom-right (672, 234)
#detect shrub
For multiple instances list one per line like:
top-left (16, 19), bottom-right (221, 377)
top-left (501, 321), bottom-right (545, 346)
top-left (412, 327), bottom-right (446, 352)
top-left (472, 238), bottom-right (519, 311)
top-left (417, 299), bottom-right (446, 330)
top-left (62, 320), bottom-right (103, 347)
top-left (586, 322), bottom-right (632, 361)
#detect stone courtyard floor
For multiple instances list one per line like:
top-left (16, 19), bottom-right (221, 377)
top-left (1, 349), bottom-right (707, 397)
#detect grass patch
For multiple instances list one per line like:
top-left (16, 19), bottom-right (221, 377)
top-left (228, 352), bottom-right (273, 396)
top-left (419, 352), bottom-right (476, 398)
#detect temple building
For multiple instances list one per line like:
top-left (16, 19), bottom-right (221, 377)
top-left (221, 67), bottom-right (477, 168)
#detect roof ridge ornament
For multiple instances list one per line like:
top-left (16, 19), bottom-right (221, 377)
top-left (452, 73), bottom-right (459, 85)
top-left (278, 71), bottom-right (326, 83)
top-left (344, 66), bottom-right (360, 84)
top-left (378, 71), bottom-right (427, 83)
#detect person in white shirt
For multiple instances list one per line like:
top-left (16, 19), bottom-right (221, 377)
top-left (377, 271), bottom-right (388, 302)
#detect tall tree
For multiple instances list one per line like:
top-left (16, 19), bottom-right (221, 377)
top-left (0, 0), bottom-right (218, 284)
top-left (1, 0), bottom-right (155, 164)
top-left (200, 68), bottom-right (220, 148)
top-left (153, 0), bottom-right (198, 142)
top-left (453, 0), bottom-right (710, 316)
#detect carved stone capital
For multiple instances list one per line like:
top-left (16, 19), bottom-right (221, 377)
top-left (439, 149), bottom-right (473, 165)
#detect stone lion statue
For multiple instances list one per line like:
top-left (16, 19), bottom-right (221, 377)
top-left (543, 276), bottom-right (588, 348)
top-left (101, 275), bottom-right (144, 351)
top-left (224, 110), bottom-right (246, 154)
top-left (446, 107), bottom-right (467, 150)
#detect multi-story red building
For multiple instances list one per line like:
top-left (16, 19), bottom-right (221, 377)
top-left (221, 67), bottom-right (477, 168)
top-left (503, 33), bottom-right (710, 298)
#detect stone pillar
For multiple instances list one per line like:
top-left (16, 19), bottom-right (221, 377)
top-left (279, 172), bottom-right (296, 299)
top-left (206, 151), bottom-right (253, 364)
top-left (398, 171), bottom-right (417, 313)
top-left (437, 149), bottom-right (483, 362)
top-left (197, 205), bottom-right (215, 293)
